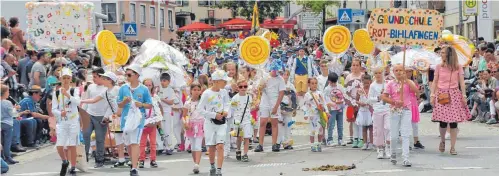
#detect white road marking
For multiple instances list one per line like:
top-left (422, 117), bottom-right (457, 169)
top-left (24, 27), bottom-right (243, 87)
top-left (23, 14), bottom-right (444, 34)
top-left (441, 167), bottom-right (484, 170)
top-left (248, 163), bottom-right (289, 168)
top-left (365, 169), bottom-right (406, 173)
top-left (465, 147), bottom-right (499, 149)
top-left (156, 159), bottom-right (191, 163)
top-left (14, 172), bottom-right (59, 176)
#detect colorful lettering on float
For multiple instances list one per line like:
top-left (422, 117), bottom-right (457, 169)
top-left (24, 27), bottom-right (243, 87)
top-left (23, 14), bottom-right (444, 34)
top-left (26, 2), bottom-right (94, 50)
top-left (367, 8), bottom-right (444, 47)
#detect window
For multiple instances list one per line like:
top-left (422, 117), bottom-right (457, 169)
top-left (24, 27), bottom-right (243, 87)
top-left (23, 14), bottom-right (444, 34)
top-left (150, 6), bottom-right (156, 27)
top-left (130, 3), bottom-right (136, 22)
top-left (140, 5), bottom-right (146, 25)
top-left (160, 9), bottom-right (165, 28)
top-left (176, 0), bottom-right (189, 6)
top-left (168, 10), bottom-right (173, 29)
top-left (198, 1), bottom-right (218, 6)
top-left (198, 1), bottom-right (208, 6)
top-left (101, 3), bottom-right (117, 23)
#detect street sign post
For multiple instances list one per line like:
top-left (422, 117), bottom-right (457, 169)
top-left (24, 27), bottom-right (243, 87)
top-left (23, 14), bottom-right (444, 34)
top-left (123, 23), bottom-right (138, 37)
top-left (351, 9), bottom-right (366, 24)
top-left (338, 8), bottom-right (352, 24)
top-left (464, 0), bottom-right (478, 16)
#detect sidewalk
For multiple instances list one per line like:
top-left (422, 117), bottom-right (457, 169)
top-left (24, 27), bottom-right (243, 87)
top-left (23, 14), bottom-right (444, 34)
top-left (12, 143), bottom-right (53, 158)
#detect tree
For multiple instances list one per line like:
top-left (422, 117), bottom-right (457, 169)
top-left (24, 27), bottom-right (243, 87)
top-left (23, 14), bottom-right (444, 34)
top-left (216, 1), bottom-right (288, 22)
top-left (295, 0), bottom-right (341, 14)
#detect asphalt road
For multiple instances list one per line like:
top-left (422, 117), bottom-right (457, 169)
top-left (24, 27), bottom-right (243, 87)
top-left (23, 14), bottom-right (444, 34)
top-left (7, 113), bottom-right (499, 176)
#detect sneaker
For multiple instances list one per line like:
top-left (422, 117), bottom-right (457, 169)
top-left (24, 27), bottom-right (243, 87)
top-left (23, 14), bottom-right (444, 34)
top-left (352, 140), bottom-right (359, 148)
top-left (68, 168), bottom-right (76, 176)
top-left (138, 160), bottom-right (145, 168)
top-left (215, 168), bottom-right (222, 176)
top-left (357, 140), bottom-right (364, 148)
top-left (272, 144), bottom-right (280, 152)
top-left (361, 143), bottom-right (369, 150)
top-left (486, 118), bottom-right (497, 124)
top-left (254, 145), bottom-right (263, 152)
top-left (367, 143), bottom-right (375, 150)
top-left (347, 139), bottom-right (354, 144)
top-left (210, 167), bottom-right (216, 175)
top-left (316, 144), bottom-right (322, 152)
top-left (60, 161), bottom-right (69, 176)
top-left (241, 155), bottom-right (249, 162)
top-left (377, 149), bottom-right (384, 159)
top-left (390, 154), bottom-right (397, 165)
top-left (414, 141), bottom-right (425, 149)
top-left (326, 140), bottom-right (334, 146)
top-left (253, 137), bottom-right (259, 143)
top-left (193, 164), bottom-right (200, 174)
top-left (402, 160), bottom-right (412, 167)
top-left (338, 140), bottom-right (346, 146)
top-left (385, 146), bottom-right (391, 158)
top-left (283, 145), bottom-right (293, 150)
top-left (150, 160), bottom-right (158, 168)
top-left (236, 151), bottom-right (242, 161)
top-left (311, 145), bottom-right (317, 152)
top-left (130, 169), bottom-right (139, 176)
top-left (165, 149), bottom-right (173, 155)
top-left (113, 161), bottom-right (126, 168)
top-left (178, 144), bottom-right (185, 152)
top-left (94, 162), bottom-right (104, 168)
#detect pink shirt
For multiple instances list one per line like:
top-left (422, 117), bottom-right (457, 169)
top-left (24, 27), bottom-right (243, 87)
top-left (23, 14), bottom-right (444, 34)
top-left (384, 80), bottom-right (413, 108)
top-left (436, 64), bottom-right (463, 89)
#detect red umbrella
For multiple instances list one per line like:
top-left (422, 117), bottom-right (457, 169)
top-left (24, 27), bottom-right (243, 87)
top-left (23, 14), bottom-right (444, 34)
top-left (261, 17), bottom-right (297, 29)
top-left (178, 22), bottom-right (217, 32)
top-left (219, 18), bottom-right (251, 27)
top-left (263, 17), bottom-right (297, 24)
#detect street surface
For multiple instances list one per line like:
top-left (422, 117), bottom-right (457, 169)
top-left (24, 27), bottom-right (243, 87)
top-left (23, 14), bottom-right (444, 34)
top-left (8, 113), bottom-right (499, 176)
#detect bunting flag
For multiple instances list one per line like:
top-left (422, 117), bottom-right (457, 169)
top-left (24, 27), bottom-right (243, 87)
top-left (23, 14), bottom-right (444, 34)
top-left (251, 1), bottom-right (259, 30)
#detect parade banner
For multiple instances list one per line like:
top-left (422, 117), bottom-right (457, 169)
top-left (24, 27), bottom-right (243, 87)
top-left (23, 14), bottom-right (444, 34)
top-left (26, 2), bottom-right (94, 50)
top-left (367, 8), bottom-right (443, 47)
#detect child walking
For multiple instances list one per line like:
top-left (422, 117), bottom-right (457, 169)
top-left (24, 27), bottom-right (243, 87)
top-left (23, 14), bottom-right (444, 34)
top-left (405, 69), bottom-right (425, 149)
top-left (303, 78), bottom-right (328, 152)
top-left (357, 75), bottom-right (374, 150)
top-left (158, 73), bottom-right (175, 155)
top-left (183, 83), bottom-right (204, 174)
top-left (139, 79), bottom-right (162, 168)
top-left (369, 67), bottom-right (391, 159)
top-left (381, 64), bottom-right (418, 167)
top-left (230, 78), bottom-right (253, 162)
top-left (279, 70), bottom-right (297, 150)
top-left (197, 70), bottom-right (231, 176)
top-left (324, 73), bottom-right (346, 146)
top-left (344, 59), bottom-right (364, 147)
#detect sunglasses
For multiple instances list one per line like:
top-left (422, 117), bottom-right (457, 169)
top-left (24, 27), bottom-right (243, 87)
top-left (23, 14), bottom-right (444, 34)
top-left (238, 85), bottom-right (248, 89)
top-left (126, 73), bottom-right (134, 77)
top-left (16, 50), bottom-right (21, 52)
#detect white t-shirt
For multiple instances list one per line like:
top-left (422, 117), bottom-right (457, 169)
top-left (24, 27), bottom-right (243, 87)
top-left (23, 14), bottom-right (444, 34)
top-left (230, 94), bottom-right (253, 125)
top-left (98, 86), bottom-right (120, 117)
top-left (317, 74), bottom-right (328, 92)
top-left (259, 76), bottom-right (286, 109)
top-left (158, 86), bottom-right (175, 117)
top-left (85, 84), bottom-right (107, 116)
top-left (369, 82), bottom-right (390, 112)
top-left (196, 88), bottom-right (230, 120)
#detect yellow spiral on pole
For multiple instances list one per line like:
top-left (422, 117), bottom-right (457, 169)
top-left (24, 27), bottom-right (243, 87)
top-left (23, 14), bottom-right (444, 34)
top-left (114, 41), bottom-right (130, 65)
top-left (239, 36), bottom-right (270, 66)
top-left (323, 25), bottom-right (351, 55)
top-left (96, 30), bottom-right (118, 63)
top-left (352, 29), bottom-right (375, 56)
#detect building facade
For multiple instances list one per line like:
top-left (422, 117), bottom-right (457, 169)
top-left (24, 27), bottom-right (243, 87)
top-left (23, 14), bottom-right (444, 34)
top-left (101, 0), bottom-right (177, 42)
top-left (174, 0), bottom-right (232, 28)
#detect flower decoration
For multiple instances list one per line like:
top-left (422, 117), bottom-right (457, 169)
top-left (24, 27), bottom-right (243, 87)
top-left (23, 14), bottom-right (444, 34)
top-left (270, 39), bottom-right (280, 48)
top-left (200, 42), bottom-right (211, 50)
top-left (271, 32), bottom-right (279, 40)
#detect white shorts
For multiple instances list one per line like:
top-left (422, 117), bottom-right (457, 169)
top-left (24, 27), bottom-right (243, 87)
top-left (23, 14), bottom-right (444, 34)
top-left (188, 137), bottom-right (203, 151)
top-left (114, 133), bottom-right (124, 145)
top-left (235, 123), bottom-right (253, 139)
top-left (259, 108), bottom-right (281, 119)
top-left (308, 116), bottom-right (323, 136)
top-left (56, 122), bottom-right (80, 147)
top-left (123, 128), bottom-right (143, 146)
top-left (204, 121), bottom-right (227, 146)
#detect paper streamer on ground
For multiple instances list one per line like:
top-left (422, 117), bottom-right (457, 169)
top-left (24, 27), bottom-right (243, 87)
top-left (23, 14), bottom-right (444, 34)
top-left (323, 25), bottom-right (351, 57)
top-left (26, 2), bottom-right (94, 50)
top-left (352, 29), bottom-right (375, 56)
top-left (239, 36), bottom-right (270, 67)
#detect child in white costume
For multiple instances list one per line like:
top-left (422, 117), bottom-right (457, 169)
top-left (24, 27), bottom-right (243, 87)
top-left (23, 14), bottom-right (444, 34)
top-left (196, 70), bottom-right (231, 176)
top-left (230, 78), bottom-right (253, 162)
top-left (356, 75), bottom-right (374, 150)
top-left (303, 77), bottom-right (329, 152)
top-left (52, 68), bottom-right (81, 175)
top-left (369, 68), bottom-right (391, 159)
top-left (158, 73), bottom-right (176, 155)
top-left (183, 83), bottom-right (204, 174)
top-left (279, 70), bottom-right (296, 150)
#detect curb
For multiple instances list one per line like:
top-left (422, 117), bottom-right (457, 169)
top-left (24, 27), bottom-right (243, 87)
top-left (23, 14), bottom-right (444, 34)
top-left (13, 143), bottom-right (53, 158)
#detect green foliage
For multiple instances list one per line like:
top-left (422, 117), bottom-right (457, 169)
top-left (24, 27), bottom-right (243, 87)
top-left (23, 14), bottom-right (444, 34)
top-left (295, 0), bottom-right (341, 14)
top-left (216, 1), bottom-right (289, 21)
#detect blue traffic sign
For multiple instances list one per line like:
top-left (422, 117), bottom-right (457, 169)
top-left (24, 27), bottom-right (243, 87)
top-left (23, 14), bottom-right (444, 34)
top-left (123, 23), bottom-right (137, 36)
top-left (338, 8), bottom-right (352, 24)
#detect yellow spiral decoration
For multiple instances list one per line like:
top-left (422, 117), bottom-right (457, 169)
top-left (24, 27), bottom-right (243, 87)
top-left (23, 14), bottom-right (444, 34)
top-left (323, 25), bottom-right (351, 55)
top-left (114, 41), bottom-right (130, 65)
top-left (96, 30), bottom-right (118, 63)
top-left (239, 36), bottom-right (270, 66)
top-left (352, 29), bottom-right (375, 55)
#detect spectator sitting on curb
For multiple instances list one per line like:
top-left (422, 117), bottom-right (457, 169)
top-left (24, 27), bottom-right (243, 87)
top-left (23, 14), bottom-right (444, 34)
top-left (18, 85), bottom-right (50, 148)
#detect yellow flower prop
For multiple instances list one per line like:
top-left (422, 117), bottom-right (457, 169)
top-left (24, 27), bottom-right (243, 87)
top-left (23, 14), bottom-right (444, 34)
top-left (352, 29), bottom-right (375, 56)
top-left (271, 32), bottom-right (279, 40)
top-left (323, 25), bottom-right (351, 55)
top-left (95, 30), bottom-right (130, 66)
top-left (238, 36), bottom-right (270, 66)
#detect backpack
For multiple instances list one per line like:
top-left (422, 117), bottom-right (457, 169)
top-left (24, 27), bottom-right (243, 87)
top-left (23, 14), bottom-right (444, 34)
top-left (40, 88), bottom-right (75, 115)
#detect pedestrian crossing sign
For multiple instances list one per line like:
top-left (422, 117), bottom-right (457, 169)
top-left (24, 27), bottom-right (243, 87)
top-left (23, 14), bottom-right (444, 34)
top-left (123, 23), bottom-right (137, 36)
top-left (338, 8), bottom-right (353, 24)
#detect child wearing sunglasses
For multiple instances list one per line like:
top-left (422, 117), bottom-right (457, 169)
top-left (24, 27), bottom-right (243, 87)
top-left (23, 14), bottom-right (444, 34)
top-left (230, 78), bottom-right (253, 162)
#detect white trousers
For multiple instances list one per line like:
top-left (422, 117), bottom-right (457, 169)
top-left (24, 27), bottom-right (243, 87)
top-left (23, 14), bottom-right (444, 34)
top-left (278, 114), bottom-right (293, 144)
top-left (224, 118), bottom-right (235, 154)
top-left (390, 109), bottom-right (412, 161)
top-left (353, 123), bottom-right (362, 139)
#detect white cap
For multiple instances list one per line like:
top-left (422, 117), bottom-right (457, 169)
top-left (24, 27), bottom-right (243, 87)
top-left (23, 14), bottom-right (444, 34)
top-left (100, 71), bottom-right (117, 83)
top-left (125, 64), bottom-right (142, 75)
top-left (60, 67), bottom-right (72, 77)
top-left (211, 70), bottom-right (229, 81)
